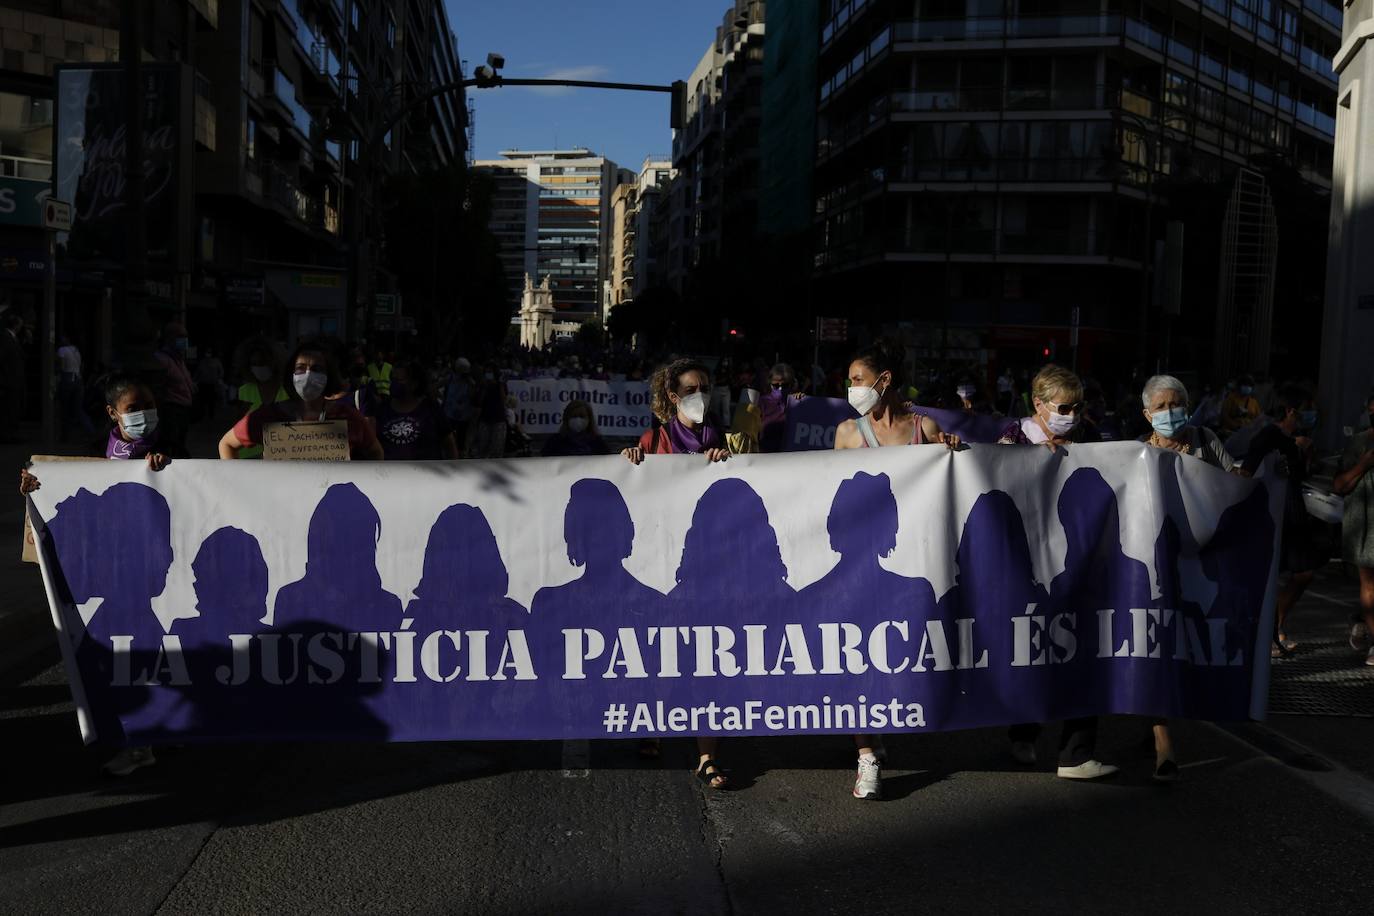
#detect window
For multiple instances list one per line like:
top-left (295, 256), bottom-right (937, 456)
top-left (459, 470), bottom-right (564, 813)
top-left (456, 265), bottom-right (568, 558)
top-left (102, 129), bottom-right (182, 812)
top-left (245, 118), bottom-right (257, 161)
top-left (386, 13), bottom-right (396, 47)
top-left (351, 1), bottom-right (361, 29)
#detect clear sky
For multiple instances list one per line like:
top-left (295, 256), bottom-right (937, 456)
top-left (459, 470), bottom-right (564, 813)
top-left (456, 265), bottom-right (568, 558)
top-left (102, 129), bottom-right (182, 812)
top-left (446, 0), bottom-right (727, 172)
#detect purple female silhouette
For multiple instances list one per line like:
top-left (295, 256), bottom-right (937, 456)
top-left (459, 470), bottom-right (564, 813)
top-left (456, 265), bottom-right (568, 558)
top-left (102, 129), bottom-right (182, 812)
top-left (46, 482), bottom-right (174, 741)
top-left (407, 503), bottom-right (527, 628)
top-left (273, 482), bottom-right (402, 631)
top-left (937, 490), bottom-right (1047, 728)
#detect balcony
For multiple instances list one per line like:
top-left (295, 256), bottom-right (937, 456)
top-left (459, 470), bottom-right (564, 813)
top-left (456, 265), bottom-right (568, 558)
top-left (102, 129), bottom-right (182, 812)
top-left (0, 154), bottom-right (51, 181)
top-left (1295, 101), bottom-right (1336, 136)
top-left (268, 67), bottom-right (313, 140)
top-left (1298, 45), bottom-right (1337, 83)
top-left (888, 85), bottom-right (1102, 114)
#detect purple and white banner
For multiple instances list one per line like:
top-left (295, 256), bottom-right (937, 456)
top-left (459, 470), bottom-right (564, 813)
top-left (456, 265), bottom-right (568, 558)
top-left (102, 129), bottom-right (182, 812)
top-left (783, 397), bottom-right (1009, 451)
top-left (26, 443), bottom-right (1282, 746)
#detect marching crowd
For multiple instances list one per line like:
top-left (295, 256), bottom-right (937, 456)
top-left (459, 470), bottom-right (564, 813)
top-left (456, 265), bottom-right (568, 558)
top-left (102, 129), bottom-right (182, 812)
top-left (15, 322), bottom-right (1374, 799)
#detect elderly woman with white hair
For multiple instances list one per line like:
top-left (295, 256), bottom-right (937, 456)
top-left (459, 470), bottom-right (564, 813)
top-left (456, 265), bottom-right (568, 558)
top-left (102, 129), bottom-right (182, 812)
top-left (1139, 374), bottom-right (1235, 470)
top-left (1137, 374), bottom-right (1237, 783)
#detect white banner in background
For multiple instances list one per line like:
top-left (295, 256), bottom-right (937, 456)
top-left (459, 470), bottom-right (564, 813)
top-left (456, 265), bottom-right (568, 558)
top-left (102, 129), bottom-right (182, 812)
top-left (506, 379), bottom-right (653, 435)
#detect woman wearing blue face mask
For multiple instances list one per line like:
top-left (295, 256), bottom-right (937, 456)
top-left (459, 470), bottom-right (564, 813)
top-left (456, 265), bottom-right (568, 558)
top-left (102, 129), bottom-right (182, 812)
top-left (218, 342), bottom-right (383, 460)
top-left (1137, 374), bottom-right (1237, 783)
top-left (542, 399), bottom-right (610, 457)
top-left (1139, 375), bottom-right (1234, 471)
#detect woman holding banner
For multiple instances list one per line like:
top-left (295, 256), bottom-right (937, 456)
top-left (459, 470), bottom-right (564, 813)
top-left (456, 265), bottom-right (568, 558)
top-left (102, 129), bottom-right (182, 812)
top-left (997, 364), bottom-right (1115, 781)
top-left (621, 359), bottom-right (732, 788)
top-left (1138, 373), bottom-right (1238, 783)
top-left (622, 360), bottom-right (733, 466)
top-left (217, 342), bottom-right (384, 461)
top-left (833, 340), bottom-right (961, 452)
top-left (832, 339), bottom-right (960, 800)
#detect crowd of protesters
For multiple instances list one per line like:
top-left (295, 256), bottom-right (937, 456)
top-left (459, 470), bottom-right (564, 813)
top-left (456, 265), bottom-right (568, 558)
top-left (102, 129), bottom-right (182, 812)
top-left (13, 317), bottom-right (1374, 798)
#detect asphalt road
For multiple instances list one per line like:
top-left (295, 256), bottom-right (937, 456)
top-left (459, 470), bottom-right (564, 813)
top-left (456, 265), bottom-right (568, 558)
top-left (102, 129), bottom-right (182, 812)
top-left (2, 655), bottom-right (1371, 916)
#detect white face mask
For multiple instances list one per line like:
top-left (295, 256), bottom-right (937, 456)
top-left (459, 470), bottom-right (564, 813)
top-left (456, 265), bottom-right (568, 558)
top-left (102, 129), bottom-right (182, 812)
top-left (1040, 403), bottom-right (1079, 436)
top-left (294, 370), bottom-right (327, 401)
top-left (848, 381), bottom-right (883, 417)
top-left (121, 408), bottom-right (158, 440)
top-left (567, 416), bottom-right (588, 433)
top-left (676, 391), bottom-right (707, 424)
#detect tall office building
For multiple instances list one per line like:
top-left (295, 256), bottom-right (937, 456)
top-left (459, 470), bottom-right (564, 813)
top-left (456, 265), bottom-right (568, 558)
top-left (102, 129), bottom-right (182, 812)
top-left (812, 0), bottom-right (1340, 374)
top-left (475, 149), bottom-right (627, 326)
top-left (668, 1), bottom-right (767, 296)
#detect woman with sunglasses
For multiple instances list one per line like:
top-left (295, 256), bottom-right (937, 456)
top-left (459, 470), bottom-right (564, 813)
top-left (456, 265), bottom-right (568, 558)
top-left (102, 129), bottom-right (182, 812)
top-left (997, 364), bottom-right (1101, 448)
top-left (997, 364), bottom-right (1114, 781)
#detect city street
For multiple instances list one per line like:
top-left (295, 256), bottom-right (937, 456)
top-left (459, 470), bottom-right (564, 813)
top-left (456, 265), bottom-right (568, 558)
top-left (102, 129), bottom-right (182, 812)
top-left (3, 435), bottom-right (1372, 915)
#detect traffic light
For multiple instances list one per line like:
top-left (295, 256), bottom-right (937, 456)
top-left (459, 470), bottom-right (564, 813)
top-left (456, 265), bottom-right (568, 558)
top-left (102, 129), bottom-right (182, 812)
top-left (1042, 340), bottom-right (1056, 361)
top-left (670, 80), bottom-right (687, 131)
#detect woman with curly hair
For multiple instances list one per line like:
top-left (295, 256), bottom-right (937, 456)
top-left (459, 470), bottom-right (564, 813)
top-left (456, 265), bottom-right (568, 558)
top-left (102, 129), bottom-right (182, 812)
top-left (621, 359), bottom-right (733, 465)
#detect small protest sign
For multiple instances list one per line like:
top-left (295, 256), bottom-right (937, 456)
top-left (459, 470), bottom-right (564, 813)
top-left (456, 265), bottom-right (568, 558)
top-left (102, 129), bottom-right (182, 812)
top-left (262, 421), bottom-right (351, 461)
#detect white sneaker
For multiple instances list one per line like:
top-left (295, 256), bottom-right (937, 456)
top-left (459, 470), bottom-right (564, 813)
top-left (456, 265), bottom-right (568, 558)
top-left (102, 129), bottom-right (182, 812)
top-left (853, 753), bottom-right (882, 800)
top-left (1351, 622), bottom-right (1371, 652)
top-left (1056, 759), bottom-right (1118, 780)
top-left (103, 746), bottom-right (155, 777)
top-left (1011, 741), bottom-right (1038, 766)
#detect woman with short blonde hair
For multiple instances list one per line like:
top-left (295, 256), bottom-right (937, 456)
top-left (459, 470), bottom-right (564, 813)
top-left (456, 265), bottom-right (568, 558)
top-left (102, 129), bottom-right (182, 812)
top-left (998, 364), bottom-right (1099, 447)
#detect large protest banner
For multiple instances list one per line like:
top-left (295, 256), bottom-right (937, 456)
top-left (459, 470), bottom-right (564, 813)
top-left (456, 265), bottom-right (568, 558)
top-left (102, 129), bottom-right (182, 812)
top-left (26, 444), bottom-right (1281, 746)
top-left (783, 396), bottom-right (1009, 451)
top-left (507, 378), bottom-right (652, 435)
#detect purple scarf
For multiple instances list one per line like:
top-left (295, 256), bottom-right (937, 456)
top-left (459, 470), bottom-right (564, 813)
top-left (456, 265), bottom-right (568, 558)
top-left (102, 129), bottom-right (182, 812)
top-left (106, 428), bottom-right (154, 460)
top-left (666, 417), bottom-right (722, 454)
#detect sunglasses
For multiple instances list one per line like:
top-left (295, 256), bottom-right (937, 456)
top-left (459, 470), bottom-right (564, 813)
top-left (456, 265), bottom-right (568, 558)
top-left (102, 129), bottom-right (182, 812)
top-left (1044, 400), bottom-right (1083, 416)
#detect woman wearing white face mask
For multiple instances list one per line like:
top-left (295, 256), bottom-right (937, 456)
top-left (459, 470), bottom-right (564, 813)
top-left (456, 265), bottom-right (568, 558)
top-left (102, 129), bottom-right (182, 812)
top-left (622, 360), bottom-right (732, 465)
top-left (996, 364), bottom-right (1101, 448)
top-left (218, 343), bottom-right (383, 460)
top-left (542, 399), bottom-right (610, 457)
top-left (833, 339), bottom-right (961, 451)
top-left (831, 339), bottom-right (958, 800)
top-left (1139, 374), bottom-right (1234, 471)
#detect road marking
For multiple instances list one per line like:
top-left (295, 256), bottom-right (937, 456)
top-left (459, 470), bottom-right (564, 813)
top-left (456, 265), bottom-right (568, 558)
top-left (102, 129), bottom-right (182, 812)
top-left (1209, 722), bottom-right (1374, 825)
top-left (561, 739), bottom-right (589, 778)
top-left (1307, 589), bottom-right (1358, 608)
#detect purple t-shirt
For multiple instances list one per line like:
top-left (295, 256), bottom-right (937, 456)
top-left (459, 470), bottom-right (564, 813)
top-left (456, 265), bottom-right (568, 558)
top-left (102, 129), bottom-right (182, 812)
top-left (106, 428), bottom-right (156, 460)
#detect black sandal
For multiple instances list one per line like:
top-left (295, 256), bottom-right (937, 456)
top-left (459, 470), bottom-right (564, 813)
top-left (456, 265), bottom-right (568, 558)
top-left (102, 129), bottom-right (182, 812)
top-left (695, 758), bottom-right (728, 789)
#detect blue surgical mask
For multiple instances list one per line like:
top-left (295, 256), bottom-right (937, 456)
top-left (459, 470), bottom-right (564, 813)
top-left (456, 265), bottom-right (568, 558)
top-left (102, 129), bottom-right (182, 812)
top-left (121, 408), bottom-right (158, 441)
top-left (1150, 406), bottom-right (1189, 439)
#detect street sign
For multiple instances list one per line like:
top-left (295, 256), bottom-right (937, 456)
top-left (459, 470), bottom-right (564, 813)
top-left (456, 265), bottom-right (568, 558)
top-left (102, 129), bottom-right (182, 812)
top-left (0, 177), bottom-right (50, 227)
top-left (41, 198), bottom-right (72, 232)
top-left (817, 317), bottom-right (848, 342)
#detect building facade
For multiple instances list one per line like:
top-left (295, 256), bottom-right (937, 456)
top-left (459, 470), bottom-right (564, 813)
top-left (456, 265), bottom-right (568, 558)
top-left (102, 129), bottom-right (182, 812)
top-left (811, 0), bottom-right (1339, 375)
top-left (668, 1), bottom-right (767, 297)
top-left (1317, 0), bottom-right (1374, 445)
top-left (475, 148), bottom-right (626, 328)
top-left (0, 0), bottom-right (466, 371)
